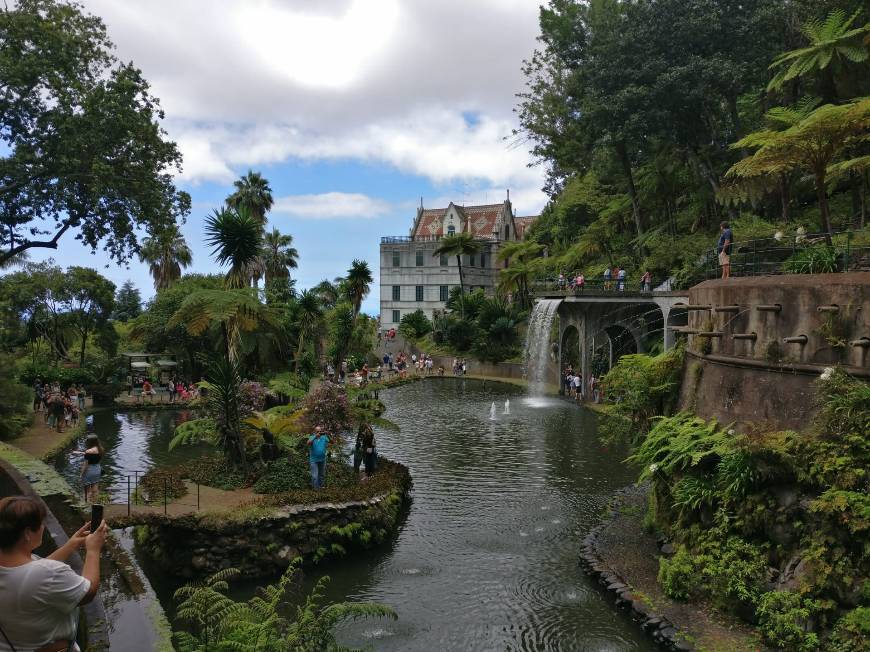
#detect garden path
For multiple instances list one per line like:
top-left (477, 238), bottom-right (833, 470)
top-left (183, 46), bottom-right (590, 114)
top-left (104, 481), bottom-right (257, 521)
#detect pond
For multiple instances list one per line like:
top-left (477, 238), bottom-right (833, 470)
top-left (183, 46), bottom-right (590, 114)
top-left (70, 380), bottom-right (655, 651)
top-left (56, 409), bottom-right (211, 501)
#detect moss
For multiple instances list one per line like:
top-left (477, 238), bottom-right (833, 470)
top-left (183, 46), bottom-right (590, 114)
top-left (0, 442), bottom-right (81, 500)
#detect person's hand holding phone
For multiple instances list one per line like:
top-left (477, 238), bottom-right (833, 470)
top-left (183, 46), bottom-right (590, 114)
top-left (85, 520), bottom-right (108, 553)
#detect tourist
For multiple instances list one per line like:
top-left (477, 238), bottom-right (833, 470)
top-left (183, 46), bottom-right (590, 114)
top-left (0, 496), bottom-right (107, 652)
top-left (573, 373), bottom-right (583, 401)
top-left (72, 434), bottom-right (104, 503)
top-left (67, 385), bottom-right (77, 406)
top-left (50, 394), bottom-right (65, 433)
top-left (640, 269), bottom-right (652, 293)
top-left (603, 266), bottom-right (612, 291)
top-left (617, 266), bottom-right (626, 292)
top-left (588, 374), bottom-right (598, 403)
top-left (168, 378), bottom-right (176, 403)
top-left (77, 385), bottom-right (86, 411)
top-left (32, 380), bottom-right (43, 413)
top-left (575, 273), bottom-right (585, 293)
top-left (717, 221), bottom-right (733, 280)
top-left (558, 272), bottom-right (566, 290)
top-left (438, 365), bottom-right (445, 376)
top-left (259, 428), bottom-right (280, 464)
top-left (461, 359), bottom-right (467, 376)
top-left (141, 378), bottom-right (153, 404)
top-left (307, 426), bottom-right (329, 489)
top-left (361, 363), bottom-right (369, 385)
top-left (362, 424), bottom-right (377, 476)
top-left (352, 427), bottom-right (365, 474)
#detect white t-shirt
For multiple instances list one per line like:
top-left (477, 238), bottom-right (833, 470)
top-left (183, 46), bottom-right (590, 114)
top-left (0, 556), bottom-right (90, 652)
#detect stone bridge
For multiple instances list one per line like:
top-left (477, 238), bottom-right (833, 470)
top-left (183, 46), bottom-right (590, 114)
top-left (531, 288), bottom-right (690, 386)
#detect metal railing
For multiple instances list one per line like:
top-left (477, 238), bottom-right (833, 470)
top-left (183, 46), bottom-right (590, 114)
top-left (530, 277), bottom-right (667, 297)
top-left (100, 469), bottom-right (202, 517)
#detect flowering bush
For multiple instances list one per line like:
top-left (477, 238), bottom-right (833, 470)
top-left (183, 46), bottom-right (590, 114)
top-left (300, 382), bottom-right (352, 441)
top-left (240, 380), bottom-right (266, 412)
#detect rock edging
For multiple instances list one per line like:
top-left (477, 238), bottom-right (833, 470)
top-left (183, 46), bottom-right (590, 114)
top-left (579, 489), bottom-right (694, 652)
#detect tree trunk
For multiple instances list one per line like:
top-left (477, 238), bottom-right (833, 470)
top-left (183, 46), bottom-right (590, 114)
top-left (779, 175), bottom-right (790, 223)
top-left (295, 332), bottom-right (305, 373)
top-left (456, 255), bottom-right (465, 319)
top-left (615, 141), bottom-right (645, 245)
top-left (80, 331), bottom-right (87, 367)
top-left (815, 170), bottom-right (834, 245)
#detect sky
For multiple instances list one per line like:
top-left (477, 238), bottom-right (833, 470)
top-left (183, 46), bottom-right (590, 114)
top-left (34, 0), bottom-right (548, 316)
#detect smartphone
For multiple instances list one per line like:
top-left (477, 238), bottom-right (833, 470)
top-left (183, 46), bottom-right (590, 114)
top-left (90, 504), bottom-right (104, 532)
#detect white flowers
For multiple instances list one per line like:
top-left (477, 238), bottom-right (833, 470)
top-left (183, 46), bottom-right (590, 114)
top-left (774, 231), bottom-right (784, 241)
top-left (820, 367), bottom-right (834, 381)
top-left (796, 226), bottom-right (807, 244)
top-left (649, 463), bottom-right (659, 473)
top-left (727, 429), bottom-right (735, 435)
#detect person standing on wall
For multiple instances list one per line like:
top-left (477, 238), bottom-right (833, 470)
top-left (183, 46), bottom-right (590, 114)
top-left (640, 269), bottom-right (652, 293)
top-left (717, 221), bottom-right (733, 280)
top-left (307, 426), bottom-right (329, 489)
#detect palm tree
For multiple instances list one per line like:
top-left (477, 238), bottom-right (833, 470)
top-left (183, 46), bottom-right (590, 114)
top-left (498, 262), bottom-right (533, 310)
top-left (768, 9), bottom-right (870, 101)
top-left (294, 289), bottom-right (322, 373)
top-left (261, 228), bottom-right (299, 286)
top-left (313, 279), bottom-right (341, 310)
top-left (227, 170), bottom-right (274, 224)
top-left (167, 288), bottom-right (283, 362)
top-left (138, 224), bottom-right (192, 291)
top-left (432, 233), bottom-right (480, 317)
top-left (344, 259), bottom-right (373, 320)
top-left (727, 98), bottom-right (870, 242)
top-left (204, 206), bottom-right (263, 289)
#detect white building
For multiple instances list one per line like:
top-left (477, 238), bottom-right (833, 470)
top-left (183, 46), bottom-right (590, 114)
top-left (379, 194), bottom-right (537, 331)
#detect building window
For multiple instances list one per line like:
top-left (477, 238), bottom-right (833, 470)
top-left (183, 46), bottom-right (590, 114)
top-left (392, 250), bottom-right (400, 267)
top-left (440, 254), bottom-right (448, 267)
top-left (392, 310), bottom-right (400, 323)
top-left (447, 224), bottom-right (455, 235)
top-left (469, 254), bottom-right (475, 267)
top-left (480, 254), bottom-right (486, 268)
top-left (392, 285), bottom-right (400, 301)
top-left (415, 249), bottom-right (424, 266)
top-left (415, 285), bottom-right (424, 302)
top-left (439, 285), bottom-right (448, 302)
top-left (504, 224), bottom-right (510, 239)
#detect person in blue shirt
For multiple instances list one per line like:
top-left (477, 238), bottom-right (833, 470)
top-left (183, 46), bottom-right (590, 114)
top-left (717, 221), bottom-right (733, 279)
top-left (307, 426), bottom-right (330, 489)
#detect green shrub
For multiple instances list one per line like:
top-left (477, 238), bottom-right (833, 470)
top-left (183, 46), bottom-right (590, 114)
top-left (253, 457), bottom-right (310, 494)
top-left (704, 537), bottom-right (769, 606)
top-left (658, 546), bottom-right (700, 600)
top-left (19, 365), bottom-right (96, 386)
top-left (179, 456), bottom-right (249, 490)
top-left (783, 245), bottom-right (839, 274)
top-left (827, 607), bottom-right (870, 652)
top-left (0, 355), bottom-right (31, 440)
top-left (399, 309), bottom-right (432, 339)
top-left (757, 591), bottom-right (821, 652)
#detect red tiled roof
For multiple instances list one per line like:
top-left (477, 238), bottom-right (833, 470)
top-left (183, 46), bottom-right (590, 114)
top-left (413, 203), bottom-right (506, 239)
top-left (513, 215), bottom-right (538, 239)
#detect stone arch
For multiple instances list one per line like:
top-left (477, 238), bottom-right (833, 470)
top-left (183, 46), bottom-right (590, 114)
top-left (603, 324), bottom-right (638, 368)
top-left (560, 324), bottom-right (581, 374)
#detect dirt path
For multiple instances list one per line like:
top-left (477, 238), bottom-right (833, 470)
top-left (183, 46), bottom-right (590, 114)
top-left (11, 410), bottom-right (86, 460)
top-left (105, 481), bottom-right (257, 521)
top-left (596, 487), bottom-right (765, 652)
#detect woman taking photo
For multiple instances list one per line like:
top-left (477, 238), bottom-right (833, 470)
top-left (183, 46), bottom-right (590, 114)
top-left (72, 435), bottom-right (103, 503)
top-left (0, 496), bottom-right (107, 652)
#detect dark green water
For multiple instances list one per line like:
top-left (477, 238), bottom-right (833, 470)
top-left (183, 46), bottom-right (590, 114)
top-left (73, 381), bottom-right (655, 651)
top-left (57, 409), bottom-right (212, 500)
top-left (309, 379), bottom-right (654, 651)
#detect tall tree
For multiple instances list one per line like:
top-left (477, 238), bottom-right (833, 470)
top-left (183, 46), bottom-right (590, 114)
top-left (113, 281), bottom-right (142, 322)
top-left (204, 206), bottom-right (264, 289)
top-left (227, 170), bottom-right (274, 225)
top-left (138, 224), bottom-right (192, 291)
top-left (727, 98), bottom-right (870, 242)
top-left (293, 289), bottom-right (322, 373)
top-left (768, 9), bottom-right (870, 102)
top-left (63, 267), bottom-right (115, 366)
top-left (261, 228), bottom-right (299, 286)
top-left (343, 259), bottom-right (373, 321)
top-left (0, 0), bottom-right (190, 267)
top-left (432, 233), bottom-right (480, 317)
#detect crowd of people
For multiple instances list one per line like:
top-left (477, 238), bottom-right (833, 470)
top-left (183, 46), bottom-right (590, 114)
top-left (556, 267), bottom-right (653, 293)
top-left (32, 380), bottom-right (86, 434)
top-left (562, 365), bottom-right (601, 403)
top-left (128, 376), bottom-right (200, 404)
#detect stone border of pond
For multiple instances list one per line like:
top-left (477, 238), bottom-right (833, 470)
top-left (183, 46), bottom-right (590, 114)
top-left (124, 462), bottom-right (412, 579)
top-left (580, 485), bottom-right (695, 652)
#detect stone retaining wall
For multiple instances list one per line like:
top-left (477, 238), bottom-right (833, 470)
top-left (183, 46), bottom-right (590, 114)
top-left (134, 478), bottom-right (410, 579)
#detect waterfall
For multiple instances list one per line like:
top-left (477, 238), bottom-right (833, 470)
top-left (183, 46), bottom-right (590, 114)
top-left (524, 299), bottom-right (561, 398)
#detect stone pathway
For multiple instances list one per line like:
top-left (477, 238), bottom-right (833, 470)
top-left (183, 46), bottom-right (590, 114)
top-left (11, 410), bottom-right (88, 460)
top-left (592, 486), bottom-right (765, 651)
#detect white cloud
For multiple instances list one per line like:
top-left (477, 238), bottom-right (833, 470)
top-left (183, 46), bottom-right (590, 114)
top-left (272, 192), bottom-right (392, 219)
top-left (81, 0), bottom-right (548, 204)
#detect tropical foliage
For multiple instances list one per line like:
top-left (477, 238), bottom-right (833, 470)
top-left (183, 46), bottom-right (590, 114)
top-left (173, 562), bottom-right (396, 652)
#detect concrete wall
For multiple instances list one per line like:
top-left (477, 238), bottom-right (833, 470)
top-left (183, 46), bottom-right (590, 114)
top-left (679, 273), bottom-right (869, 430)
